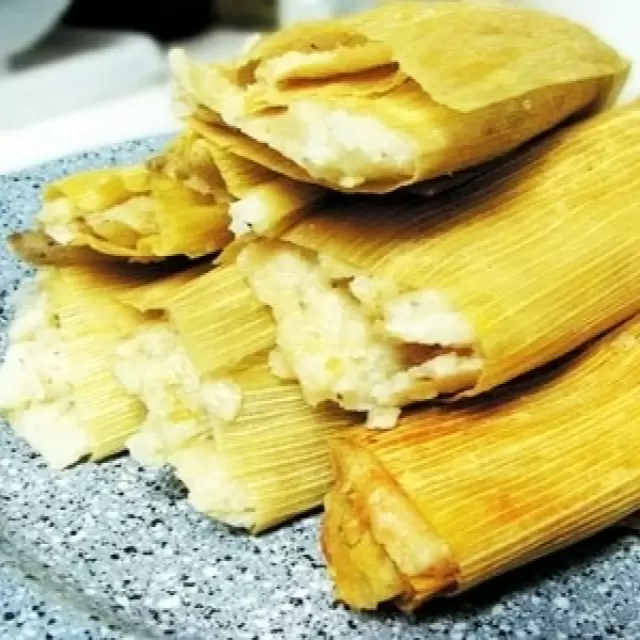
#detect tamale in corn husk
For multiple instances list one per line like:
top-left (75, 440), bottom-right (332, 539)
top-left (173, 2), bottom-right (627, 193)
top-left (239, 101), bottom-right (640, 426)
top-left (12, 130), bottom-right (323, 264)
top-left (322, 316), bottom-right (640, 611)
top-left (12, 157), bottom-right (231, 262)
top-left (107, 263), bottom-right (363, 532)
top-left (170, 359), bottom-right (360, 533)
top-left (112, 263), bottom-right (276, 466)
top-left (0, 265), bottom-right (152, 467)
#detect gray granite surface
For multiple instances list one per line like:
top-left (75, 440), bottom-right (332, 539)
top-left (1, 140), bottom-right (639, 640)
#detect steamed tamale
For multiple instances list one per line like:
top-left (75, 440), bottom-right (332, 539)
top-left (13, 130), bottom-right (323, 264)
top-left (32, 149), bottom-right (234, 260)
top-left (322, 316), bottom-right (640, 611)
top-left (170, 360), bottom-right (360, 533)
top-left (239, 101), bottom-right (640, 426)
top-left (172, 2), bottom-right (627, 193)
top-left (110, 270), bottom-right (360, 532)
top-left (112, 263), bottom-right (276, 465)
top-left (0, 266), bottom-right (151, 467)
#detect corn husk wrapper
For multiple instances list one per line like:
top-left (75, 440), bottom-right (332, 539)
top-left (322, 316), bottom-right (640, 611)
top-left (14, 131), bottom-right (323, 264)
top-left (173, 2), bottom-right (627, 192)
top-left (16, 158), bottom-right (231, 261)
top-left (113, 261), bottom-right (275, 376)
top-left (0, 266), bottom-right (153, 467)
top-left (170, 359), bottom-right (360, 533)
top-left (167, 263), bottom-right (276, 375)
top-left (110, 264), bottom-right (359, 532)
top-left (276, 102), bottom-right (640, 399)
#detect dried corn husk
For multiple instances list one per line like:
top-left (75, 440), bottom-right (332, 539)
top-left (167, 263), bottom-right (276, 375)
top-left (173, 2), bottom-right (627, 192)
top-left (0, 266), bottom-right (151, 467)
top-left (170, 359), bottom-right (360, 532)
top-left (239, 101), bottom-right (640, 424)
top-left (15, 130), bottom-right (323, 264)
top-left (322, 316), bottom-right (640, 611)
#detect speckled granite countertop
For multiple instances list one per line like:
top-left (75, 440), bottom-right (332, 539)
top-left (1, 141), bottom-right (639, 640)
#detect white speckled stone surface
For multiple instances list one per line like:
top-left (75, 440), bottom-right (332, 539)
top-left (1, 141), bottom-right (640, 640)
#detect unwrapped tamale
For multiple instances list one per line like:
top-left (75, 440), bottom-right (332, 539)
top-left (239, 101), bottom-right (640, 426)
top-left (322, 316), bottom-right (640, 611)
top-left (172, 2), bottom-right (627, 192)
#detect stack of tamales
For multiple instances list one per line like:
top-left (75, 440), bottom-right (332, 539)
top-left (1, 1), bottom-right (639, 613)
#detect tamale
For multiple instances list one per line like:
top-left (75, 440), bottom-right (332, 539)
top-left (0, 266), bottom-right (149, 467)
top-left (172, 2), bottom-right (627, 193)
top-left (170, 360), bottom-right (360, 533)
top-left (20, 157), bottom-right (232, 261)
top-left (112, 264), bottom-right (276, 465)
top-left (107, 264), bottom-right (360, 531)
top-left (322, 316), bottom-right (640, 611)
top-left (239, 101), bottom-right (640, 426)
top-left (15, 130), bottom-right (323, 264)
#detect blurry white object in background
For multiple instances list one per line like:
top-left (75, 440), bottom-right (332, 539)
top-left (0, 84), bottom-right (176, 175)
top-left (0, 0), bottom-right (70, 63)
top-left (518, 0), bottom-right (640, 103)
top-left (0, 28), bottom-right (253, 174)
top-left (0, 29), bottom-right (166, 130)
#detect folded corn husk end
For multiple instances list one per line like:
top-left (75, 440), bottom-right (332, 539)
top-left (322, 316), bottom-right (640, 611)
top-left (325, 436), bottom-right (459, 611)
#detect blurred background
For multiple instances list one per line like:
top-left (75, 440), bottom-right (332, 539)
top-left (0, 0), bottom-right (636, 173)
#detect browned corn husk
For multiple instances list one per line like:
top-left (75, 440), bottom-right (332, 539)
top-left (323, 317), bottom-right (640, 611)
